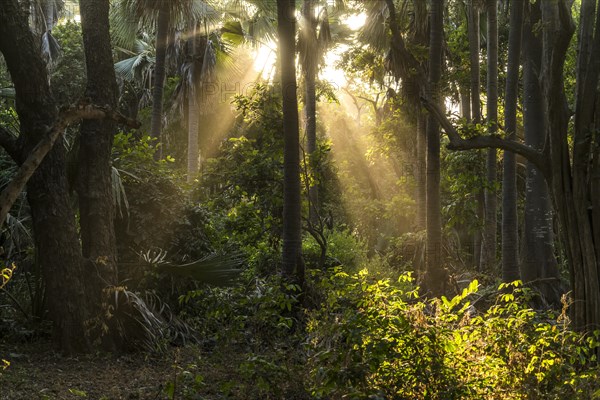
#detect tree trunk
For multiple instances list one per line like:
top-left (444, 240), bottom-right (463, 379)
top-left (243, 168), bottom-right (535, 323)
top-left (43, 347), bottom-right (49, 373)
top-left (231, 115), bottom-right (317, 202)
top-left (544, 0), bottom-right (600, 331)
top-left (0, 0), bottom-right (88, 353)
top-left (481, 0), bottom-right (498, 272)
top-left (468, 0), bottom-right (483, 268)
top-left (78, 0), bottom-right (120, 350)
top-left (187, 23), bottom-right (200, 183)
top-left (278, 0), bottom-right (303, 282)
top-left (415, 111), bottom-right (427, 230)
top-left (302, 0), bottom-right (319, 223)
top-left (43, 0), bottom-right (54, 32)
top-left (521, 0), bottom-right (560, 302)
top-left (150, 3), bottom-right (170, 146)
top-left (425, 0), bottom-right (446, 296)
top-left (501, 0), bottom-right (524, 283)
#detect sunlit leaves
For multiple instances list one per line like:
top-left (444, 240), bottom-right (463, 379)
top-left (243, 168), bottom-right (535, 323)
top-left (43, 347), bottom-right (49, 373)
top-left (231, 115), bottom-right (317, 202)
top-left (0, 263), bottom-right (15, 289)
top-left (306, 269), bottom-right (600, 399)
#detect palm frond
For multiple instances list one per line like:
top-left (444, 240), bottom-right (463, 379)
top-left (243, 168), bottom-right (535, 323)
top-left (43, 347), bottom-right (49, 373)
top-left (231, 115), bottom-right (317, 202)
top-left (359, 0), bottom-right (389, 51)
top-left (158, 252), bottom-right (244, 285)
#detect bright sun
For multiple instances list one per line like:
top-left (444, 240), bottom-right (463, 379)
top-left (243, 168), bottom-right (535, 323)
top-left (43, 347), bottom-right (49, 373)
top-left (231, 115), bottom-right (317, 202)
top-left (251, 12), bottom-right (366, 88)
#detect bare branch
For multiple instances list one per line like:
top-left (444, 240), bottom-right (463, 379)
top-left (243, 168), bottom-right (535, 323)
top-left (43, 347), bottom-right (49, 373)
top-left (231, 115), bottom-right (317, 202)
top-left (420, 96), bottom-right (550, 177)
top-left (0, 102), bottom-right (140, 226)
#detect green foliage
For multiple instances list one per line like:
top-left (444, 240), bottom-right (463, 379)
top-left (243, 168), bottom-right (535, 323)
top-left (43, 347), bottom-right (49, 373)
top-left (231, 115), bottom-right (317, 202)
top-left (178, 274), bottom-right (308, 398)
top-left (306, 270), bottom-right (600, 399)
top-left (441, 138), bottom-right (486, 229)
top-left (303, 228), bottom-right (368, 269)
top-left (50, 21), bottom-right (86, 107)
top-left (112, 132), bottom-right (219, 300)
top-left (197, 85), bottom-right (285, 272)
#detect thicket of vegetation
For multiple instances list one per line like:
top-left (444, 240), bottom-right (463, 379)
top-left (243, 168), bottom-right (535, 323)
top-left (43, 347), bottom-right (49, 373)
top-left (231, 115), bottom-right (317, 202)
top-left (2, 0), bottom-right (600, 398)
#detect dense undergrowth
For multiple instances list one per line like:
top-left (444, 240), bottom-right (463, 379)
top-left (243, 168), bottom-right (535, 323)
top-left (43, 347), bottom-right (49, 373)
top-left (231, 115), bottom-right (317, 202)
top-left (167, 266), bottom-right (600, 400)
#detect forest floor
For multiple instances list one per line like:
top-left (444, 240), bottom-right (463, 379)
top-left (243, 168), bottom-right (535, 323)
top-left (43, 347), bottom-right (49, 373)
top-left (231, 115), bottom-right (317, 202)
top-left (0, 339), bottom-right (249, 400)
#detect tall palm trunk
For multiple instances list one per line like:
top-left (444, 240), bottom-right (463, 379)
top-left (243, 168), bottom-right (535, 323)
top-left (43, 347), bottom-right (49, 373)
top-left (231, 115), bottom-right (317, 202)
top-left (278, 0), bottom-right (303, 282)
top-left (150, 3), bottom-right (170, 147)
top-left (415, 112), bottom-right (427, 230)
top-left (187, 23), bottom-right (200, 183)
top-left (302, 0), bottom-right (319, 222)
top-left (481, 0), bottom-right (498, 271)
top-left (501, 0), bottom-right (524, 283)
top-left (425, 0), bottom-right (446, 296)
top-left (414, 0), bottom-right (428, 231)
top-left (468, 0), bottom-right (483, 268)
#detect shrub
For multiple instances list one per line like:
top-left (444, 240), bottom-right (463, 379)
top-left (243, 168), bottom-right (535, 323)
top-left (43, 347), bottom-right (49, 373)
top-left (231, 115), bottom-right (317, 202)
top-left (305, 270), bottom-right (600, 399)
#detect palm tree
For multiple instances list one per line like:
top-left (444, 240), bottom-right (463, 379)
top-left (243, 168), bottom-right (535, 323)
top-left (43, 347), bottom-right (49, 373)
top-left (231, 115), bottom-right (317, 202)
top-left (278, 0), bottom-right (303, 282)
top-left (360, 0), bottom-right (428, 230)
top-left (501, 0), bottom-right (523, 283)
top-left (425, 0), bottom-right (446, 296)
top-left (111, 0), bottom-right (217, 148)
top-left (468, 0), bottom-right (484, 268)
top-left (481, 0), bottom-right (498, 272)
top-left (300, 0), bottom-right (319, 222)
top-left (299, 0), bottom-right (338, 222)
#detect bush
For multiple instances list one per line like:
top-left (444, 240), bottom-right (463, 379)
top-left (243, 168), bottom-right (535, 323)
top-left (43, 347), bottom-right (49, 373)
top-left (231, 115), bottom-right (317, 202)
top-left (303, 228), bottom-right (368, 269)
top-left (305, 270), bottom-right (600, 399)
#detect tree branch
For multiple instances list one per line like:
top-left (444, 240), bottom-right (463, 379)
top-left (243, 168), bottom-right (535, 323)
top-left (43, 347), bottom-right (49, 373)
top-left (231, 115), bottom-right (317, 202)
top-left (0, 102), bottom-right (140, 226)
top-left (420, 96), bottom-right (550, 177)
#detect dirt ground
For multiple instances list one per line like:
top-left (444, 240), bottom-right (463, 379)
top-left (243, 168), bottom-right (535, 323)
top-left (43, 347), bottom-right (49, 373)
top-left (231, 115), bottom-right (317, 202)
top-left (0, 340), bottom-right (202, 400)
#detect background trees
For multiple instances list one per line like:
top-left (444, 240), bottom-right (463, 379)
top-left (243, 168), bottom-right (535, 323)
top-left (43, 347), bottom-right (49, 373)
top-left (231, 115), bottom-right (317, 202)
top-left (2, 0), bottom-right (600, 357)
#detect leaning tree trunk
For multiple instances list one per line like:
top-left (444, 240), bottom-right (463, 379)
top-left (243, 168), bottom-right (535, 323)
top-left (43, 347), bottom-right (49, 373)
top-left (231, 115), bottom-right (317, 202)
top-left (150, 2), bottom-right (170, 147)
top-left (481, 0), bottom-right (498, 272)
top-left (0, 0), bottom-right (88, 354)
top-left (521, 0), bottom-right (560, 303)
top-left (278, 0), bottom-right (303, 282)
top-left (501, 0), bottom-right (524, 283)
top-left (425, 0), bottom-right (447, 296)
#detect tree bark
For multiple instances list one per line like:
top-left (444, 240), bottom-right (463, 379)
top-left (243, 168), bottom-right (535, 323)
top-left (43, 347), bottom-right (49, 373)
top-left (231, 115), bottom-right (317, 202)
top-left (187, 23), bottom-right (200, 183)
top-left (423, 0), bottom-right (600, 332)
top-left (278, 0), bottom-right (303, 282)
top-left (415, 111), bottom-right (427, 230)
top-left (150, 2), bottom-right (170, 147)
top-left (302, 0), bottom-right (319, 223)
top-left (521, 0), bottom-right (560, 302)
top-left (501, 0), bottom-right (524, 283)
top-left (78, 0), bottom-right (121, 351)
top-left (481, 0), bottom-right (498, 272)
top-left (0, 0), bottom-right (88, 353)
top-left (425, 0), bottom-right (447, 296)
top-left (468, 0), bottom-right (482, 123)
top-left (468, 0), bottom-right (483, 268)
